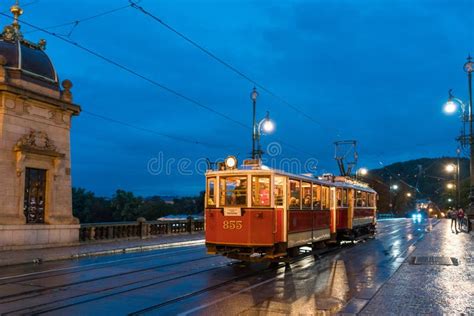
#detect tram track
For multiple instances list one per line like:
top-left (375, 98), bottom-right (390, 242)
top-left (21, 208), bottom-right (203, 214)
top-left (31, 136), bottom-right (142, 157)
top-left (128, 245), bottom-right (347, 315)
top-left (131, 220), bottom-right (437, 315)
top-left (0, 220), bottom-right (432, 315)
top-left (0, 247), bottom-right (205, 285)
top-left (0, 252), bottom-right (216, 305)
top-left (5, 244), bottom-right (346, 315)
top-left (1, 257), bottom-right (233, 315)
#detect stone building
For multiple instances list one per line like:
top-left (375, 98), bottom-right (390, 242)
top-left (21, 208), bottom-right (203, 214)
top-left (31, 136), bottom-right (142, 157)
top-left (0, 3), bottom-right (81, 249)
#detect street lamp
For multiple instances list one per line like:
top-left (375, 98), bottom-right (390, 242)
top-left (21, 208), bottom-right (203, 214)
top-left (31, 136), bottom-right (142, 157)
top-left (254, 111), bottom-right (275, 159)
top-left (445, 164), bottom-right (456, 173)
top-left (444, 55), bottom-right (473, 229)
top-left (464, 55), bottom-right (474, 224)
top-left (446, 183), bottom-right (455, 190)
top-left (356, 168), bottom-right (368, 179)
top-left (250, 87), bottom-right (276, 160)
top-left (406, 192), bottom-right (412, 197)
top-left (391, 184), bottom-right (399, 190)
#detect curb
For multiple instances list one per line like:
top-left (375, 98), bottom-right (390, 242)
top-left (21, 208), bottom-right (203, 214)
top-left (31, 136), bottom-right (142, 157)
top-left (0, 239), bottom-right (205, 267)
top-left (71, 239), bottom-right (205, 259)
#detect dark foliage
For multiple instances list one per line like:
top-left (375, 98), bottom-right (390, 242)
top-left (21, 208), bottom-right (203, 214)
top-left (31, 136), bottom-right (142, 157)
top-left (72, 188), bottom-right (204, 223)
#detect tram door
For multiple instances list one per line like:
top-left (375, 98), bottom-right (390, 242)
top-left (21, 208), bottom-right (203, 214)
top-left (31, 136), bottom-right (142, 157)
top-left (24, 168), bottom-right (46, 224)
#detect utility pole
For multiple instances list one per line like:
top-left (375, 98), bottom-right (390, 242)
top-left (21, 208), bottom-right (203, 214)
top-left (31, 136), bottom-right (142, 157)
top-left (464, 56), bottom-right (474, 224)
top-left (457, 147), bottom-right (461, 209)
top-left (389, 175), bottom-right (393, 214)
top-left (251, 87), bottom-right (258, 159)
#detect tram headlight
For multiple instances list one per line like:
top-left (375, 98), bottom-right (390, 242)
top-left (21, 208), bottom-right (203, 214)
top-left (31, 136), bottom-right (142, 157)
top-left (225, 156), bottom-right (238, 169)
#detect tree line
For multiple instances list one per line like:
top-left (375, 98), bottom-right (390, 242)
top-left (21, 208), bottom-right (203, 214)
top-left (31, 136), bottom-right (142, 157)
top-left (72, 188), bottom-right (204, 223)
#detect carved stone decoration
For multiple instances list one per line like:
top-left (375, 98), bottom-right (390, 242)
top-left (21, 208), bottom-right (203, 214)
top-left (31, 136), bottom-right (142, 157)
top-left (15, 130), bottom-right (58, 152)
top-left (0, 54), bottom-right (7, 83)
top-left (61, 79), bottom-right (73, 103)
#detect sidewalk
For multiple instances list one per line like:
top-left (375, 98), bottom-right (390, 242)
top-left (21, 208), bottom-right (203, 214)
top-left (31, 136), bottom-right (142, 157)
top-left (0, 232), bottom-right (204, 267)
top-left (359, 220), bottom-right (474, 315)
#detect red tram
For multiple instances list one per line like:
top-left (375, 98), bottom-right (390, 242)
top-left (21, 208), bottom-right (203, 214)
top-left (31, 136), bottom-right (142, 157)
top-left (205, 157), bottom-right (377, 261)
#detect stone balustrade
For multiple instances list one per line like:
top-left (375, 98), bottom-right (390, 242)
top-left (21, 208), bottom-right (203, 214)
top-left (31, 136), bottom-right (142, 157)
top-left (79, 217), bottom-right (204, 242)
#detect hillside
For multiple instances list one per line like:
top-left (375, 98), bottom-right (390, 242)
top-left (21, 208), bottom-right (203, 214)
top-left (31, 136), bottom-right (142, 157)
top-left (361, 157), bottom-right (470, 215)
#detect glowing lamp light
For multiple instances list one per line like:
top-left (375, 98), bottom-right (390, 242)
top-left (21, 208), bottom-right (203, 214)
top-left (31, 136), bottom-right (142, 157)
top-left (391, 184), bottom-right (399, 190)
top-left (443, 100), bottom-right (457, 114)
top-left (406, 192), bottom-right (412, 197)
top-left (225, 156), bottom-right (237, 169)
top-left (447, 198), bottom-right (453, 202)
top-left (262, 119), bottom-right (275, 134)
top-left (446, 183), bottom-right (455, 189)
top-left (445, 164), bottom-right (456, 173)
top-left (358, 168), bottom-right (368, 176)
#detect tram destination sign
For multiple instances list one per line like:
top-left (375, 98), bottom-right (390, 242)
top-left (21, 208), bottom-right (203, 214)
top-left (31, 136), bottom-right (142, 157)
top-left (224, 207), bottom-right (242, 216)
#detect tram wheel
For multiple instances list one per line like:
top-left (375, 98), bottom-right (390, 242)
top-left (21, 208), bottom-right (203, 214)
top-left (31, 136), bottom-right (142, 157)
top-left (287, 247), bottom-right (299, 258)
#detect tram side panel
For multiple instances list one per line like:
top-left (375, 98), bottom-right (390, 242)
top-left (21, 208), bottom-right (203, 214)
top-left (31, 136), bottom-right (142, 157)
top-left (287, 209), bottom-right (331, 248)
top-left (206, 208), bottom-right (280, 250)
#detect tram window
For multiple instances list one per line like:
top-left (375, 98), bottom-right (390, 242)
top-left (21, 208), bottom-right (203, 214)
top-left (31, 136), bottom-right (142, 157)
top-left (336, 188), bottom-right (342, 207)
top-left (368, 193), bottom-right (375, 207)
top-left (302, 182), bottom-right (312, 209)
top-left (289, 179), bottom-right (300, 209)
top-left (356, 190), bottom-right (362, 207)
top-left (312, 184), bottom-right (321, 210)
top-left (220, 176), bottom-right (247, 206)
top-left (207, 177), bottom-right (216, 206)
top-left (274, 176), bottom-right (285, 206)
top-left (342, 189), bottom-right (348, 207)
top-left (252, 176), bottom-right (271, 207)
top-left (321, 186), bottom-right (330, 209)
top-left (361, 192), bottom-right (368, 207)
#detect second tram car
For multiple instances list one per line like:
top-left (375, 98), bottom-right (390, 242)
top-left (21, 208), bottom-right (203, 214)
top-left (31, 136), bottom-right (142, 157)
top-left (205, 157), bottom-right (377, 261)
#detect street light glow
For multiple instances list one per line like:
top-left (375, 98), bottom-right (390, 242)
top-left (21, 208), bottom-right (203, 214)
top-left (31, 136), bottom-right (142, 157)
top-left (443, 100), bottom-right (457, 114)
top-left (446, 183), bottom-right (455, 189)
top-left (358, 168), bottom-right (368, 176)
top-left (445, 164), bottom-right (456, 173)
top-left (262, 119), bottom-right (275, 134)
top-left (392, 184), bottom-right (399, 190)
top-left (406, 192), bottom-right (412, 197)
top-left (447, 198), bottom-right (453, 203)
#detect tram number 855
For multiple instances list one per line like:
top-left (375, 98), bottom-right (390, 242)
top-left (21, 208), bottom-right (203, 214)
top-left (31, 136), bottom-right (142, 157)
top-left (223, 220), bottom-right (243, 230)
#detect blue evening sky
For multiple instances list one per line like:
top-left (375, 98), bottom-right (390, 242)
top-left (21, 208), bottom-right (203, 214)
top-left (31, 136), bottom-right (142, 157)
top-left (3, 0), bottom-right (473, 196)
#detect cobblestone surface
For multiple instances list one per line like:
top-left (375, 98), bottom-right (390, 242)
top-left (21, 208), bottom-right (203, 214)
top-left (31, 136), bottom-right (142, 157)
top-left (360, 220), bottom-right (474, 315)
top-left (0, 232), bottom-right (204, 267)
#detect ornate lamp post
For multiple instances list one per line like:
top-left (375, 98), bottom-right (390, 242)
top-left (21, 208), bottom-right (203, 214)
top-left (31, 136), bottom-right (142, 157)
top-left (464, 56), bottom-right (474, 222)
top-left (250, 88), bottom-right (275, 160)
top-left (251, 87), bottom-right (258, 159)
top-left (444, 55), bottom-right (473, 228)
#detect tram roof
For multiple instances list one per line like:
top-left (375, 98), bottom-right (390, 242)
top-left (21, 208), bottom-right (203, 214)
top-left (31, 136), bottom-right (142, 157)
top-left (205, 166), bottom-right (376, 193)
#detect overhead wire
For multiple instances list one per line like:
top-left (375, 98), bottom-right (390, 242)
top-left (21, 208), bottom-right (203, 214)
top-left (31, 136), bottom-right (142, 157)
top-left (0, 12), bottom-right (250, 130)
top-left (128, 0), bottom-right (343, 138)
top-left (82, 110), bottom-right (238, 150)
top-left (23, 2), bottom-right (136, 36)
top-left (0, 12), bottom-right (320, 160)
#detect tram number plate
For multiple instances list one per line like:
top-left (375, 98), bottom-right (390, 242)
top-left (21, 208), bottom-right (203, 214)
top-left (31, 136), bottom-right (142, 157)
top-left (224, 207), bottom-right (241, 216)
top-left (223, 220), bottom-right (243, 230)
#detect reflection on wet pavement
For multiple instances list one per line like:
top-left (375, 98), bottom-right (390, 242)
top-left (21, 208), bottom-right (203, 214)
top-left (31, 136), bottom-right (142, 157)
top-left (0, 219), bottom-right (456, 315)
top-left (178, 219), bottom-right (435, 315)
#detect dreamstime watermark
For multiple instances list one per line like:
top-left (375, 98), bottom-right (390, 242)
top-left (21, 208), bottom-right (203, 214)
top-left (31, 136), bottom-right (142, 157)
top-left (147, 142), bottom-right (319, 176)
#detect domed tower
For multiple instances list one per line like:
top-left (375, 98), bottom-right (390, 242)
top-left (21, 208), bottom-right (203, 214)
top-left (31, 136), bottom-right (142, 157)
top-left (0, 2), bottom-right (81, 250)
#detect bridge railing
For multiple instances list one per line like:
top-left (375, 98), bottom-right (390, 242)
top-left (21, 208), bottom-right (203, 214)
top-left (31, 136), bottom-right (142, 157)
top-left (79, 217), bottom-right (204, 242)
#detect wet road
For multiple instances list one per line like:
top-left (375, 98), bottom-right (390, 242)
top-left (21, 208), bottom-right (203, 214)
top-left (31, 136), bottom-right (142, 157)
top-left (0, 218), bottom-right (437, 315)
